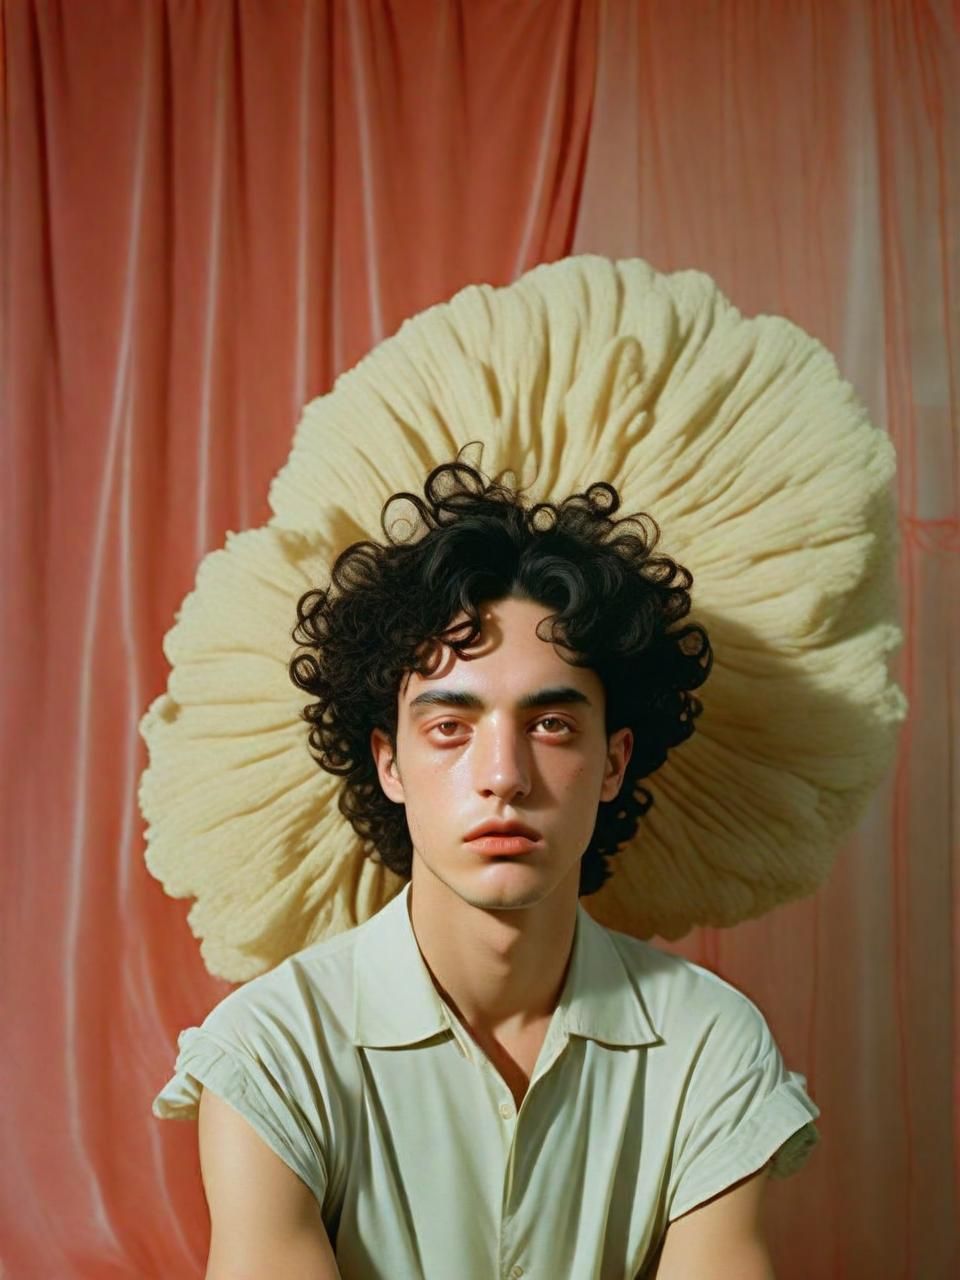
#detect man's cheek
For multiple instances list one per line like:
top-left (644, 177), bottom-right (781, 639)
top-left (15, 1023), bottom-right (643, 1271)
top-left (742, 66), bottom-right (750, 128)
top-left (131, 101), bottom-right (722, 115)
top-left (405, 807), bottom-right (427, 850)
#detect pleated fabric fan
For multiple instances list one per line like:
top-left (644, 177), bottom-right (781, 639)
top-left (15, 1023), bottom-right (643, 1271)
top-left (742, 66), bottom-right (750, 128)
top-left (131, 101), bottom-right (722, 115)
top-left (139, 255), bottom-right (907, 981)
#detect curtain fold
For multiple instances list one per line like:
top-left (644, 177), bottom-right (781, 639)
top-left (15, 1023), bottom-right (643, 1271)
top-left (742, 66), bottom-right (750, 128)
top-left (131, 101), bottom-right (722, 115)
top-left (2, 2), bottom-right (956, 1276)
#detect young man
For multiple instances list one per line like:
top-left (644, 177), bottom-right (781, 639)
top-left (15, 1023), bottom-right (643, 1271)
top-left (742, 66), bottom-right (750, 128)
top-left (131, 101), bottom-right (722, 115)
top-left (156, 459), bottom-right (820, 1279)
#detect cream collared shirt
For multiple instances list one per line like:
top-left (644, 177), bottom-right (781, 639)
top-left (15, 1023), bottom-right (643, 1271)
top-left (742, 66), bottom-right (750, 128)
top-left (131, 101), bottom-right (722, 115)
top-left (154, 883), bottom-right (820, 1279)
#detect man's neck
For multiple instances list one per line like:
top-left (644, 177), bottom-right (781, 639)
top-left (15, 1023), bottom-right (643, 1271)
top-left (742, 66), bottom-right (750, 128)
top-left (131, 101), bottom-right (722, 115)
top-left (405, 863), bottom-right (579, 1043)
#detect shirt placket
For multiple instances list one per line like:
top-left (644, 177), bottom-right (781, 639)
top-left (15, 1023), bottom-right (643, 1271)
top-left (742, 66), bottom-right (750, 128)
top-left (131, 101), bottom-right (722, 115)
top-left (439, 1001), bottom-right (573, 1279)
top-left (493, 1025), bottom-right (571, 1280)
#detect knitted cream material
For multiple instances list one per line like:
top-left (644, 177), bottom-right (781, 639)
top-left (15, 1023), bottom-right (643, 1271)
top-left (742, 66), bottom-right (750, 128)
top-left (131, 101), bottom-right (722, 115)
top-left (139, 255), bottom-right (907, 982)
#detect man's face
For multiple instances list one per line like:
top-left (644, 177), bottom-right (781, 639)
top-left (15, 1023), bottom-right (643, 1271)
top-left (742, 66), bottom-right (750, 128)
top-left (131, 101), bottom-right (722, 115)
top-left (370, 595), bottom-right (633, 912)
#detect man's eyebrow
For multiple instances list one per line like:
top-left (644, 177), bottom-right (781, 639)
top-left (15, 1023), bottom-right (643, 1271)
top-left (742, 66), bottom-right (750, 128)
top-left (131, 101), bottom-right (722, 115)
top-left (407, 685), bottom-right (593, 715)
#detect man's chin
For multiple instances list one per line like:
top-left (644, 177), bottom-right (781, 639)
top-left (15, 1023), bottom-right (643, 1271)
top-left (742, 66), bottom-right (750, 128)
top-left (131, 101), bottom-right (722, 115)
top-left (410, 847), bottom-right (581, 913)
top-left (444, 862), bottom-right (561, 913)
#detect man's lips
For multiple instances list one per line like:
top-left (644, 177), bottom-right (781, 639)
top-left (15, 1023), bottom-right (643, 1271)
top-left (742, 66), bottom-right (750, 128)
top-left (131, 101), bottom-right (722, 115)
top-left (463, 820), bottom-right (543, 856)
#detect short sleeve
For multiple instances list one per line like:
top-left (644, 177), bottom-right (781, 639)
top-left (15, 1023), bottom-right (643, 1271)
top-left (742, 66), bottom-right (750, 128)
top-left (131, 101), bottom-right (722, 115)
top-left (153, 1006), bottom-right (330, 1208)
top-left (667, 995), bottom-right (821, 1222)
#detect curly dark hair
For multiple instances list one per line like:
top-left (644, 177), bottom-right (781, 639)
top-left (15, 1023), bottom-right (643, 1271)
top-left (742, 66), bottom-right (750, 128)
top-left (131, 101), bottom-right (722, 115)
top-left (289, 446), bottom-right (712, 896)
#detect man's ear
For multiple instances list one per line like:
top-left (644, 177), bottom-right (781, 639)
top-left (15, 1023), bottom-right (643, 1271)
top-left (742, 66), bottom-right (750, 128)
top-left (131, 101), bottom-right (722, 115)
top-left (600, 726), bottom-right (633, 803)
top-left (370, 727), bottom-right (405, 804)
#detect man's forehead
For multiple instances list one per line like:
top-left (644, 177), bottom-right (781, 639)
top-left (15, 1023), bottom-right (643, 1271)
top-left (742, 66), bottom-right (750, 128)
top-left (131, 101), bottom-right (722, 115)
top-left (398, 644), bottom-right (599, 713)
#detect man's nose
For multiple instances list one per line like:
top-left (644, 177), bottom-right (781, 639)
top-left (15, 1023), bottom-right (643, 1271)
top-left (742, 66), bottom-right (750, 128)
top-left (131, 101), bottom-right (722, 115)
top-left (473, 723), bottom-right (532, 800)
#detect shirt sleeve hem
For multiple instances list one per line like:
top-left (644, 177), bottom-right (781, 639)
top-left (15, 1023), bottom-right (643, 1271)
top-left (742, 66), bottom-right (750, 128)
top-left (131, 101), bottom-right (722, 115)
top-left (152, 1028), bottom-right (327, 1208)
top-left (668, 1078), bottom-right (821, 1223)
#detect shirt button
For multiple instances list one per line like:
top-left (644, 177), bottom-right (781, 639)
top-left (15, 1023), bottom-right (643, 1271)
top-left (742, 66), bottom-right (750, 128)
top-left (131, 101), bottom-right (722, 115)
top-left (498, 1101), bottom-right (514, 1119)
top-left (508, 1267), bottom-right (524, 1279)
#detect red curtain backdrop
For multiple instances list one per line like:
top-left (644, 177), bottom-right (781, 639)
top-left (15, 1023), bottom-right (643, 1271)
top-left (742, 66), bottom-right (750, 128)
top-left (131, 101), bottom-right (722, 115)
top-left (2, 2), bottom-right (957, 1276)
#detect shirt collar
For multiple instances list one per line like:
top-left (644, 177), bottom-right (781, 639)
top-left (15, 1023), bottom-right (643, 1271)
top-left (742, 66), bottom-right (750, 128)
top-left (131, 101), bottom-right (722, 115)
top-left (351, 882), bottom-right (661, 1050)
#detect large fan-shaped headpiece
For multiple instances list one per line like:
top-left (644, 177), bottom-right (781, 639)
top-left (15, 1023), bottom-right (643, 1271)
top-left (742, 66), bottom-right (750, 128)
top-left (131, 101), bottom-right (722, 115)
top-left (139, 255), bottom-right (906, 981)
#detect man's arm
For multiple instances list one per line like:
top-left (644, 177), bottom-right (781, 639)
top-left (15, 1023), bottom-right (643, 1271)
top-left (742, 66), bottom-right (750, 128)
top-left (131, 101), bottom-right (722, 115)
top-left (198, 1086), bottom-right (342, 1280)
top-left (651, 1164), bottom-right (775, 1280)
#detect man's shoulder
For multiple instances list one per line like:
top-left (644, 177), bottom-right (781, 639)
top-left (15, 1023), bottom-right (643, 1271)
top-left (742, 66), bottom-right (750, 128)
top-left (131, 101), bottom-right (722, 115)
top-left (200, 914), bottom-right (375, 1040)
top-left (598, 921), bottom-right (773, 1052)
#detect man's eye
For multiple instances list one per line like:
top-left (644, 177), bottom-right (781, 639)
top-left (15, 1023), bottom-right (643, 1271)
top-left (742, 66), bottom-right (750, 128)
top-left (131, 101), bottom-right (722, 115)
top-left (537, 716), bottom-right (572, 734)
top-left (430, 717), bottom-right (571, 738)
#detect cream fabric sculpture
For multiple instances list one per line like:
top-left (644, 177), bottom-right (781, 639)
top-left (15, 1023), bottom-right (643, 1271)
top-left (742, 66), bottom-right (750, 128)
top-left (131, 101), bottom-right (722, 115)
top-left (139, 255), bottom-right (907, 983)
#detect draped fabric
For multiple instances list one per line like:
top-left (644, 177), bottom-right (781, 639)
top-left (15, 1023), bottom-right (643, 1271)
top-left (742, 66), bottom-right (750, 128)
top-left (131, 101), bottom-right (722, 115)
top-left (2, 2), bottom-right (956, 1276)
